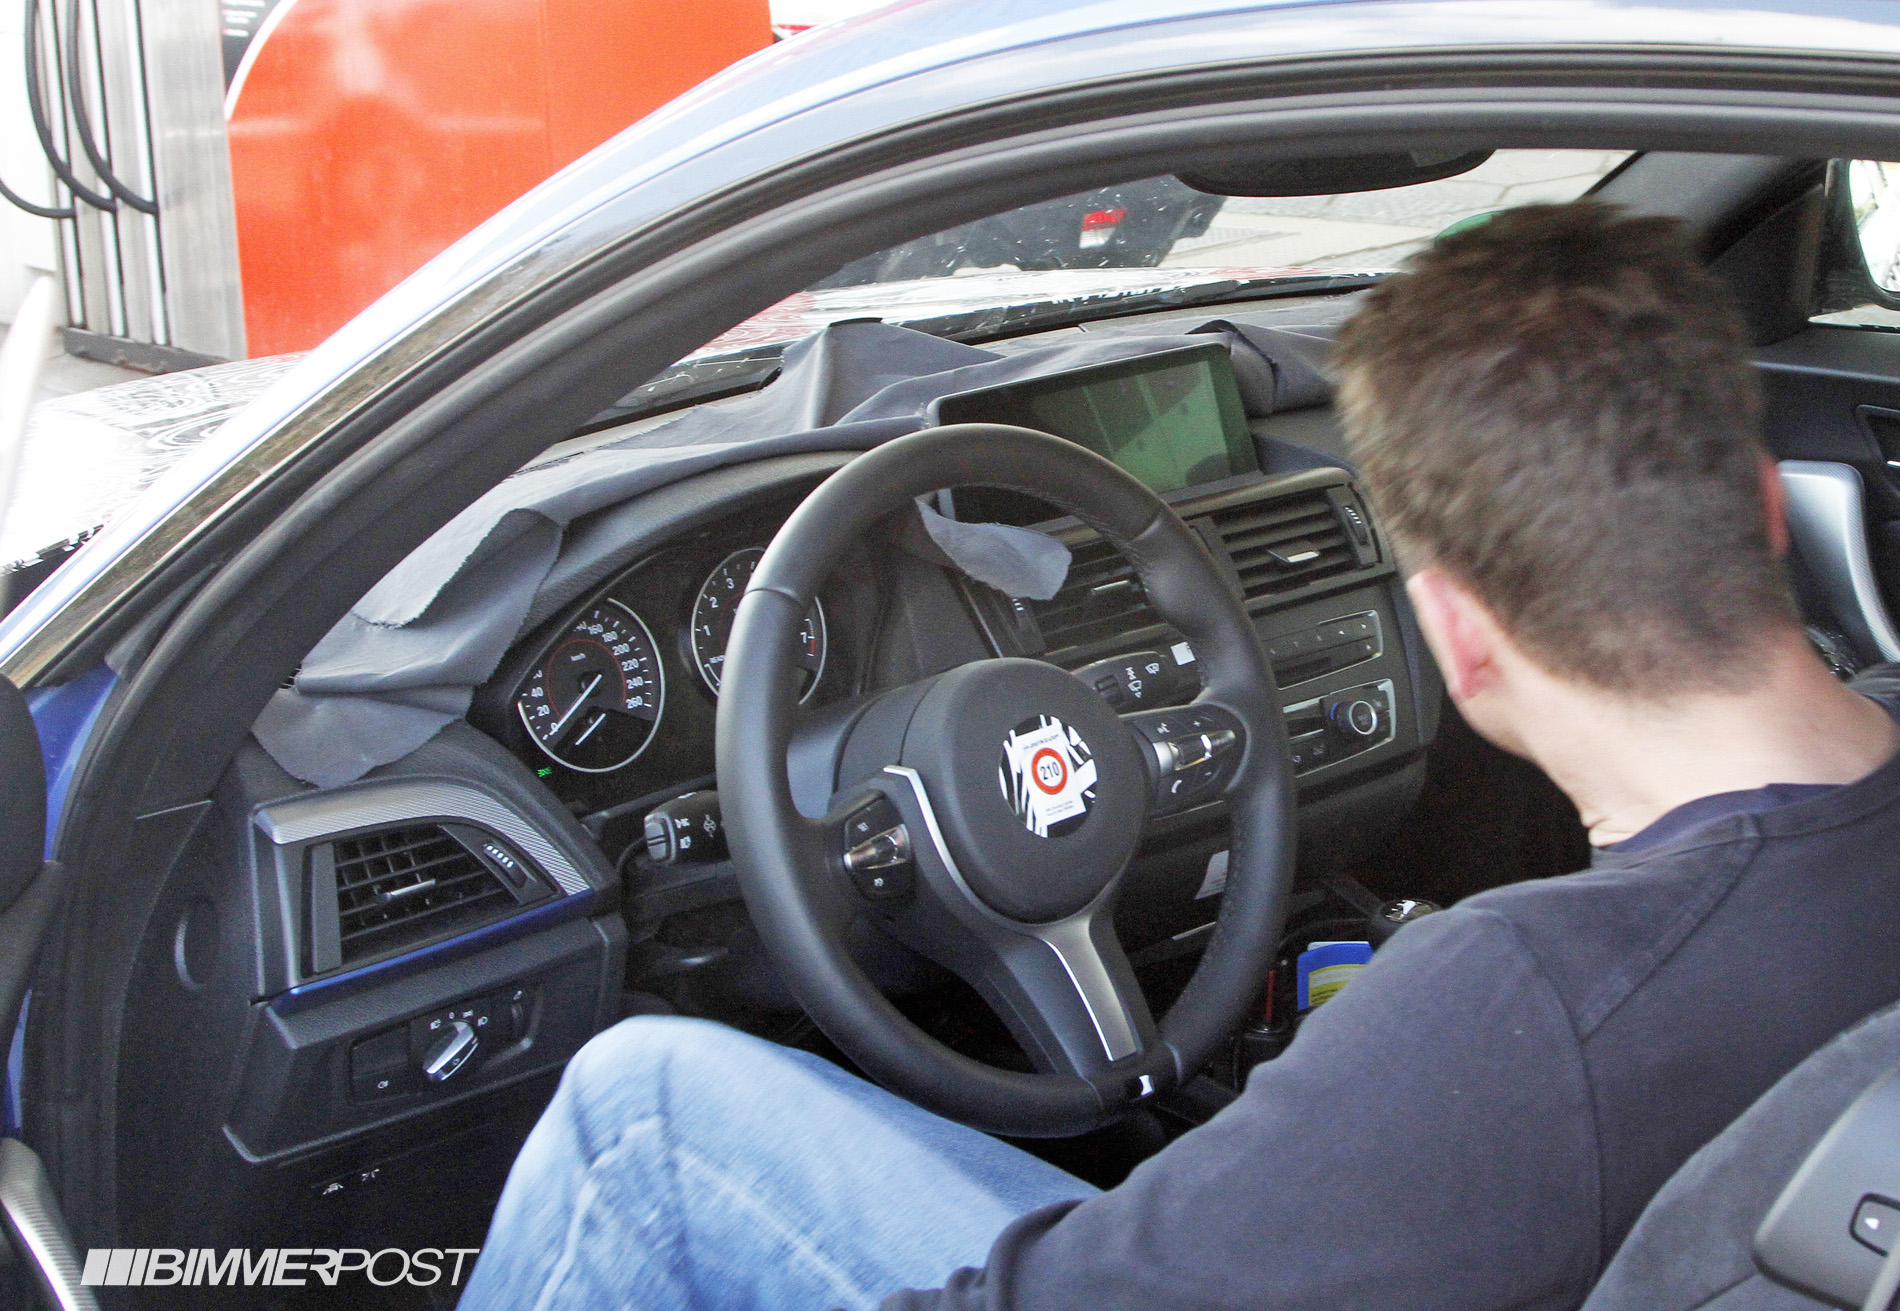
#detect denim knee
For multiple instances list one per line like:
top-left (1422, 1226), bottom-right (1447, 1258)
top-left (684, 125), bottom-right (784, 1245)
top-left (557, 1015), bottom-right (795, 1124)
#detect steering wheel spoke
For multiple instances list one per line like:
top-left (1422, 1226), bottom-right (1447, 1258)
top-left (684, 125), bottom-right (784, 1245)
top-left (840, 766), bottom-right (1156, 1081)
top-left (983, 904), bottom-right (1153, 1078)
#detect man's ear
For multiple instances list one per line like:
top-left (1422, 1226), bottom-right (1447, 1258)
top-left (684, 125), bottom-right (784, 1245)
top-left (1406, 567), bottom-right (1506, 703)
top-left (1759, 452), bottom-right (1790, 557)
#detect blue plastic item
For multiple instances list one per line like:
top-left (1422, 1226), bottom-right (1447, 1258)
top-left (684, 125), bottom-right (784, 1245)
top-left (1297, 940), bottom-right (1373, 1010)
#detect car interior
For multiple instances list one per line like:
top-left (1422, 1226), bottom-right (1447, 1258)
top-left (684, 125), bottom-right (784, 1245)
top-left (19, 72), bottom-right (1900, 1310)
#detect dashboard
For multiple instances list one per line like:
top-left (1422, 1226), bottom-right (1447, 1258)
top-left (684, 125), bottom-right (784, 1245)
top-left (466, 447), bottom-right (1433, 968)
top-left (455, 333), bottom-right (1436, 981)
top-left (471, 493), bottom-right (878, 819)
top-left (188, 308), bottom-right (1439, 1222)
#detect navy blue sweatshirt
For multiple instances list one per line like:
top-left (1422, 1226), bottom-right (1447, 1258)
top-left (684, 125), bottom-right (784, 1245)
top-left (892, 672), bottom-right (1900, 1310)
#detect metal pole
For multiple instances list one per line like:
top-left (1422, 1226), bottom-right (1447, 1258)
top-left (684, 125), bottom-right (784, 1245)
top-left (0, 274), bottom-right (59, 550)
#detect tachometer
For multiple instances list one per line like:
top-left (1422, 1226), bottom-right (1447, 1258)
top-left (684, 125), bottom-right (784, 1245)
top-left (691, 547), bottom-right (827, 700)
top-left (516, 600), bottom-right (665, 773)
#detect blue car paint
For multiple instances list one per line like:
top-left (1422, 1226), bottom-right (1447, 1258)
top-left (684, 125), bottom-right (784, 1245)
top-left (25, 663), bottom-right (115, 861)
top-left (7, 663), bottom-right (114, 1135)
top-left (5, 995), bottom-right (24, 1137)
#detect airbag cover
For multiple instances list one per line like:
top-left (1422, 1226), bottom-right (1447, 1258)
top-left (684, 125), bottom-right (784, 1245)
top-left (899, 659), bottom-right (1146, 923)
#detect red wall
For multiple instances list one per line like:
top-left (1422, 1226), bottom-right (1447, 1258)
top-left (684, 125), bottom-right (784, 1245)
top-left (227, 0), bottom-right (772, 357)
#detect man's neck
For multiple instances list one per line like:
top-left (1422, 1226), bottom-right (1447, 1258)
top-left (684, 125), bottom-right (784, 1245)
top-left (1511, 632), bottom-right (1899, 847)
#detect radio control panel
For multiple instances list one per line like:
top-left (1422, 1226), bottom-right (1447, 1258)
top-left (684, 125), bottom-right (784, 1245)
top-left (1284, 679), bottom-right (1396, 776)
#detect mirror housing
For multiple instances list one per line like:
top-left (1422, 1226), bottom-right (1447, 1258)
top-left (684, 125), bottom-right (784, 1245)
top-left (1848, 159), bottom-right (1900, 292)
top-left (1177, 148), bottom-right (1493, 198)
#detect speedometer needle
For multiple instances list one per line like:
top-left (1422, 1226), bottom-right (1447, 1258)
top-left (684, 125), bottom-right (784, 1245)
top-left (547, 673), bottom-right (605, 740)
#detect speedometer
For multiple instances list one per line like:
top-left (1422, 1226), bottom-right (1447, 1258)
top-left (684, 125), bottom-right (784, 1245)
top-left (516, 600), bottom-right (665, 773)
top-left (691, 547), bottom-right (827, 700)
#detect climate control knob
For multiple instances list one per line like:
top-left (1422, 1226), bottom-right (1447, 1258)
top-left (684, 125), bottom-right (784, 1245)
top-left (1333, 698), bottom-right (1382, 738)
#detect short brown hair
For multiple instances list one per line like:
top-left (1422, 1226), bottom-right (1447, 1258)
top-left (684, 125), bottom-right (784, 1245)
top-left (1334, 200), bottom-right (1794, 696)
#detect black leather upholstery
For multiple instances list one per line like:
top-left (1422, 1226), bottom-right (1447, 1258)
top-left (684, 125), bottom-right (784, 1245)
top-left (0, 676), bottom-right (45, 915)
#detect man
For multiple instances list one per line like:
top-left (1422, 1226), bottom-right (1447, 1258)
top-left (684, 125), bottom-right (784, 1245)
top-left (459, 201), bottom-right (1900, 1311)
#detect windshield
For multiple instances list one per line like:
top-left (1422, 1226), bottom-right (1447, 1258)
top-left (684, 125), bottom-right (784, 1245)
top-left (691, 150), bottom-right (1629, 360)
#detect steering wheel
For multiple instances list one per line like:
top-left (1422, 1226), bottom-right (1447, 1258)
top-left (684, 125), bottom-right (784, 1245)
top-left (715, 424), bottom-right (1294, 1138)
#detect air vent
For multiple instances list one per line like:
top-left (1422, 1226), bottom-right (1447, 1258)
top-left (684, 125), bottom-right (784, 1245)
top-left (1209, 491), bottom-right (1358, 599)
top-left (1031, 538), bottom-right (1161, 653)
top-left (1021, 482), bottom-right (1378, 659)
top-left (313, 824), bottom-right (535, 970)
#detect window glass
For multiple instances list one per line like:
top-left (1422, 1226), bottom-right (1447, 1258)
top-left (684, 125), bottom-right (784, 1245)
top-left (691, 150), bottom-right (1630, 359)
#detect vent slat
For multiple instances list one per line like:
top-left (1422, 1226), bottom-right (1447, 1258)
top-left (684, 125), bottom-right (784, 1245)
top-left (1209, 490), bottom-right (1357, 600)
top-left (1032, 563), bottom-right (1158, 651)
top-left (1219, 512), bottom-right (1339, 552)
top-left (1027, 486), bottom-right (1369, 655)
top-left (1211, 503), bottom-right (1336, 535)
top-left (336, 849), bottom-right (475, 893)
top-left (340, 886), bottom-right (513, 947)
top-left (325, 823), bottom-right (519, 966)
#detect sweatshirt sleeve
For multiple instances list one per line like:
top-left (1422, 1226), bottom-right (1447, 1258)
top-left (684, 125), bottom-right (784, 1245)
top-left (881, 907), bottom-right (1602, 1311)
top-left (1850, 663), bottom-right (1900, 707)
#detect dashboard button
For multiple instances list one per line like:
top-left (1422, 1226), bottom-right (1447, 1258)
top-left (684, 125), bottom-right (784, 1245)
top-left (1337, 699), bottom-right (1381, 737)
top-left (1289, 734), bottom-right (1330, 772)
top-left (1854, 1196), bottom-right (1900, 1255)
top-left (349, 1028), bottom-right (414, 1101)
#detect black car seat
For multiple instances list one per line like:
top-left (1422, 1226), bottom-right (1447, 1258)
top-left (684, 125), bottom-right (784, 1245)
top-left (0, 676), bottom-right (47, 1034)
top-left (1582, 999), bottom-right (1900, 1311)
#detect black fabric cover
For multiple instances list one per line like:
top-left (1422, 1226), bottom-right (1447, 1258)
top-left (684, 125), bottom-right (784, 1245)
top-left (0, 676), bottom-right (44, 914)
top-left (1581, 1003), bottom-right (1900, 1311)
top-left (251, 314), bottom-right (1348, 788)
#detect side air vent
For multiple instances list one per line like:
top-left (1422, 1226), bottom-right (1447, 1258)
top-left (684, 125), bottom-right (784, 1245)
top-left (1208, 490), bottom-right (1359, 599)
top-left (307, 823), bottom-right (551, 973)
top-left (1031, 538), bottom-right (1161, 653)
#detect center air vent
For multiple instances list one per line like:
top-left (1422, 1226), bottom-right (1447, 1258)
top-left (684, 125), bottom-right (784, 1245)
top-left (1012, 478), bottom-right (1382, 662)
top-left (1207, 490), bottom-right (1358, 599)
top-left (1031, 538), bottom-right (1161, 653)
top-left (307, 823), bottom-right (550, 974)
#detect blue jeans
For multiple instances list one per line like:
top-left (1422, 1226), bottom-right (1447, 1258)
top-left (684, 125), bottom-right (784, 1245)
top-left (458, 1016), bottom-right (1096, 1311)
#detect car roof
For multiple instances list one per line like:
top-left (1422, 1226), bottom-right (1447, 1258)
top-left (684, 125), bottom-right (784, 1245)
top-left (11, 0), bottom-right (1900, 673)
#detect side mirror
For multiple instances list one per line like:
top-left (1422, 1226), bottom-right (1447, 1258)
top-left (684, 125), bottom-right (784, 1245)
top-left (1847, 160), bottom-right (1900, 294)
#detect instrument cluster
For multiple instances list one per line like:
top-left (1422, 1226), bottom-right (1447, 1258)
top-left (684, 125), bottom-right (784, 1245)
top-left (474, 510), bottom-right (865, 817)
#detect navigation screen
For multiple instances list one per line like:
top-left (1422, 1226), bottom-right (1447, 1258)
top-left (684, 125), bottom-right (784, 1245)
top-left (931, 344), bottom-right (1258, 495)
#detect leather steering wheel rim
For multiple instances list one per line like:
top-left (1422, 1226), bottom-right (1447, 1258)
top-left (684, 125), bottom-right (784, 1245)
top-left (716, 423), bottom-right (1294, 1137)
